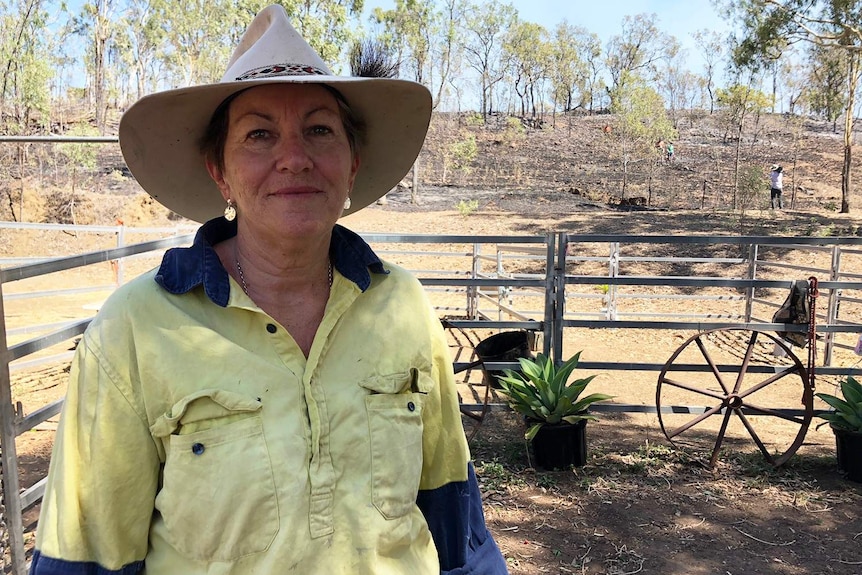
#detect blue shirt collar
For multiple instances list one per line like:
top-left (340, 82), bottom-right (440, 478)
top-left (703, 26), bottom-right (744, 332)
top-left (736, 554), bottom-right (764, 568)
top-left (154, 217), bottom-right (387, 307)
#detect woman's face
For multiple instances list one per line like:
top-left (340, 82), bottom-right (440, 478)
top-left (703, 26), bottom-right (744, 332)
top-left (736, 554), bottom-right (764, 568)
top-left (207, 83), bottom-right (360, 242)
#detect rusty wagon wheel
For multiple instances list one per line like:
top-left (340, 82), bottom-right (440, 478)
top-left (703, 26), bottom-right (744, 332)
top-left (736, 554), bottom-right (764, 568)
top-left (656, 328), bottom-right (814, 468)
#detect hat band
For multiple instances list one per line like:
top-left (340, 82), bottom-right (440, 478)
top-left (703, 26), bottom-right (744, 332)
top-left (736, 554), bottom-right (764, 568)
top-left (235, 63), bottom-right (328, 82)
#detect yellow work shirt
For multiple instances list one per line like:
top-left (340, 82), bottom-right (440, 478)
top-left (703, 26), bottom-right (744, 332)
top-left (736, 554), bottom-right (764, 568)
top-left (32, 219), bottom-right (508, 575)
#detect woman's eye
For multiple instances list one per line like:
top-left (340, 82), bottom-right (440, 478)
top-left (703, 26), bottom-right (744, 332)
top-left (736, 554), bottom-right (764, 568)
top-left (310, 125), bottom-right (334, 136)
top-left (247, 129), bottom-right (269, 140)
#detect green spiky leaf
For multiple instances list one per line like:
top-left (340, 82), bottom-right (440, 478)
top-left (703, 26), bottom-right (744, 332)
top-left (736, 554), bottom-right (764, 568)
top-left (495, 352), bottom-right (615, 439)
top-left (815, 376), bottom-right (862, 432)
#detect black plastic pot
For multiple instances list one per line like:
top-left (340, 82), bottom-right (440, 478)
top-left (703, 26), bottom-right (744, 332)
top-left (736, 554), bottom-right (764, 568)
top-left (530, 420), bottom-right (588, 470)
top-left (475, 331), bottom-right (533, 388)
top-left (832, 424), bottom-right (862, 483)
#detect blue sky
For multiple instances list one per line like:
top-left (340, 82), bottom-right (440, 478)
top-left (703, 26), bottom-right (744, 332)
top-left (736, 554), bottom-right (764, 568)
top-left (364, 0), bottom-right (733, 74)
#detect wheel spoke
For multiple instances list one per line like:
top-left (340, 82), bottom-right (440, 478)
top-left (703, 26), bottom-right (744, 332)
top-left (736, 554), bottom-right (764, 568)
top-left (709, 408), bottom-right (733, 467)
top-left (666, 403), bottom-right (725, 439)
top-left (732, 331), bottom-right (759, 393)
top-left (660, 376), bottom-right (726, 401)
top-left (740, 402), bottom-right (808, 425)
top-left (695, 336), bottom-right (731, 394)
top-left (737, 365), bottom-right (803, 400)
top-left (735, 411), bottom-right (775, 465)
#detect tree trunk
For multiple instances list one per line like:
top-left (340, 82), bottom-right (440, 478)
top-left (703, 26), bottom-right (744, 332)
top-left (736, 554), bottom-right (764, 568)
top-left (411, 160), bottom-right (419, 205)
top-left (733, 124), bottom-right (742, 210)
top-left (840, 55), bottom-right (859, 214)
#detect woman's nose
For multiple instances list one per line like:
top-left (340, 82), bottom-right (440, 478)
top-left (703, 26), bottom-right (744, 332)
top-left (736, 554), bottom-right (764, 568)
top-left (274, 134), bottom-right (313, 173)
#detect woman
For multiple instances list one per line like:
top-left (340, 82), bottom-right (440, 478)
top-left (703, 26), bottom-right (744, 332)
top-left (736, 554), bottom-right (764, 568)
top-left (31, 5), bottom-right (507, 574)
top-left (770, 164), bottom-right (784, 210)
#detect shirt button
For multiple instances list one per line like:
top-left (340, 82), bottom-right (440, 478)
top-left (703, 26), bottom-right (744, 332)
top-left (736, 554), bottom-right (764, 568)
top-left (192, 443), bottom-right (205, 455)
top-left (407, 401), bottom-right (416, 412)
top-left (266, 323), bottom-right (277, 334)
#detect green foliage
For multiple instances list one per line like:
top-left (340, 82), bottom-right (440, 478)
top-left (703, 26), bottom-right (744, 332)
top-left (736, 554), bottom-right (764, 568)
top-left (816, 376), bottom-right (862, 432)
top-left (505, 116), bottom-right (525, 135)
top-left (608, 74), bottom-right (677, 174)
top-left (716, 84), bottom-right (774, 122)
top-left (805, 43), bottom-right (848, 124)
top-left (736, 164), bottom-right (765, 212)
top-left (0, 2), bottom-right (52, 131)
top-left (465, 113), bottom-right (485, 127)
top-left (456, 199), bottom-right (479, 216)
top-left (58, 124), bottom-right (101, 171)
top-left (496, 352), bottom-right (614, 441)
top-left (550, 22), bottom-right (597, 111)
top-left (448, 134), bottom-right (477, 173)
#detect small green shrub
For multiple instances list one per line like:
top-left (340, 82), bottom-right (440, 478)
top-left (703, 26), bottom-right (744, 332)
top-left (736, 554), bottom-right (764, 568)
top-left (456, 199), bottom-right (479, 216)
top-left (465, 112), bottom-right (484, 126)
top-left (505, 116), bottom-right (525, 135)
top-left (449, 134), bottom-right (478, 173)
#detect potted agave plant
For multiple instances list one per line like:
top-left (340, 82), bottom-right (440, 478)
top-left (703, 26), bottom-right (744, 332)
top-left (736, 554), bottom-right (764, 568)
top-left (815, 376), bottom-right (862, 483)
top-left (496, 352), bottom-right (613, 470)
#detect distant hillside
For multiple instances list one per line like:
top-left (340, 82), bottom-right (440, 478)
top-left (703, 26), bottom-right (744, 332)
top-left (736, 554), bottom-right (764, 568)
top-left (405, 110), bottom-right (850, 215)
top-left (0, 109), bottom-right (855, 226)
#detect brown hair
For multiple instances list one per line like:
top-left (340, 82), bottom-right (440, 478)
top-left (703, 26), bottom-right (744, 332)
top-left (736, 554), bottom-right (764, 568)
top-left (199, 85), bottom-right (365, 173)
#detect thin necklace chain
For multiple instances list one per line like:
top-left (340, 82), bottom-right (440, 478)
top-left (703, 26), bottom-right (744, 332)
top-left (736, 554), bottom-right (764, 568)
top-left (235, 258), bottom-right (332, 296)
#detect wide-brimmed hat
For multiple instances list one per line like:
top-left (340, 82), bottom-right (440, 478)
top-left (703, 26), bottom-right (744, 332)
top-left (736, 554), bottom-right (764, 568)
top-left (119, 4), bottom-right (431, 223)
top-left (771, 164), bottom-right (780, 171)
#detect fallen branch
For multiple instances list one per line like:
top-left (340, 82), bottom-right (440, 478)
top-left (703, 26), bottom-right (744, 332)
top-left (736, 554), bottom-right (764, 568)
top-left (733, 526), bottom-right (795, 546)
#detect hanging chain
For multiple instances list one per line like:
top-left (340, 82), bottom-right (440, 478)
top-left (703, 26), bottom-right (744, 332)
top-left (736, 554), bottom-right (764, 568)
top-left (807, 276), bottom-right (819, 392)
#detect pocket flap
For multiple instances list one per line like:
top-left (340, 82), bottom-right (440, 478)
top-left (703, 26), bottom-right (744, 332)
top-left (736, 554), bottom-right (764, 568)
top-left (151, 389), bottom-right (262, 438)
top-left (359, 368), bottom-right (431, 395)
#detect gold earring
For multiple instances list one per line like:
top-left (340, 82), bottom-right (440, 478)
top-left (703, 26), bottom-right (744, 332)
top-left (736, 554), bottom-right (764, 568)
top-left (224, 199), bottom-right (236, 221)
top-left (343, 196), bottom-right (352, 210)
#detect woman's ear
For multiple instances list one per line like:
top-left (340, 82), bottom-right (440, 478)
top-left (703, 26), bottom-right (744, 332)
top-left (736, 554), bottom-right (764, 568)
top-left (348, 153), bottom-right (361, 190)
top-left (206, 157), bottom-right (231, 201)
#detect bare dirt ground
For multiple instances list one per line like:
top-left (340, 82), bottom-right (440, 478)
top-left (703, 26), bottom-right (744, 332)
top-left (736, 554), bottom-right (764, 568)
top-left (4, 109), bottom-right (862, 573)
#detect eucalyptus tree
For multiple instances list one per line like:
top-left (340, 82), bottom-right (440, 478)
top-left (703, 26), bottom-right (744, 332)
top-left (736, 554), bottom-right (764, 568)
top-left (370, 0), bottom-right (435, 83)
top-left (459, 0), bottom-right (517, 119)
top-left (779, 54), bottom-right (808, 114)
top-left (692, 29), bottom-right (725, 113)
top-left (504, 19), bottom-right (550, 118)
top-left (604, 13), bottom-right (675, 107)
top-left (806, 43), bottom-right (848, 131)
top-left (369, 0), bottom-right (463, 110)
top-left (608, 73), bottom-right (677, 199)
top-left (549, 21), bottom-right (596, 113)
top-left (728, 0), bottom-right (862, 212)
top-left (434, 0), bottom-right (465, 109)
top-left (154, 0), bottom-right (250, 86)
top-left (0, 0), bottom-right (52, 132)
top-left (70, 0), bottom-right (121, 131)
top-left (283, 0), bottom-right (366, 69)
top-left (653, 36), bottom-right (687, 121)
top-left (121, 0), bottom-right (166, 100)
top-left (716, 81), bottom-right (773, 209)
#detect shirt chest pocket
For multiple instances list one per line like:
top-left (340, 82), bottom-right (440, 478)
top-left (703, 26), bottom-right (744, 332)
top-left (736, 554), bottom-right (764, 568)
top-left (151, 390), bottom-right (278, 562)
top-left (361, 369), bottom-right (429, 519)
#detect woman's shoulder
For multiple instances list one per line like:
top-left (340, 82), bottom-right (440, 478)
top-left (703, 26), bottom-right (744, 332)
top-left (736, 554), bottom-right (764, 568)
top-left (93, 268), bottom-right (165, 319)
